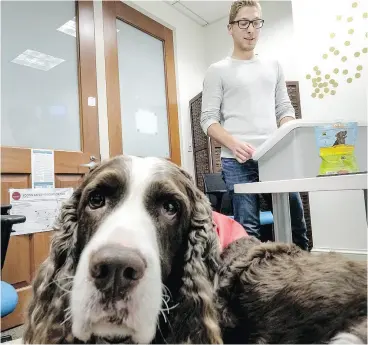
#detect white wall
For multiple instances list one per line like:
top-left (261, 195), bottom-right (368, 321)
top-left (291, 0), bottom-right (368, 255)
top-left (203, 1), bottom-right (298, 80)
top-left (94, 0), bottom-right (206, 177)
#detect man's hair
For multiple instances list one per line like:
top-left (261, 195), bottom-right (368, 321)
top-left (229, 0), bottom-right (262, 23)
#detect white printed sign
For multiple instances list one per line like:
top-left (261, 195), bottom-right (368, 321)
top-left (31, 149), bottom-right (55, 189)
top-left (9, 188), bottom-right (74, 235)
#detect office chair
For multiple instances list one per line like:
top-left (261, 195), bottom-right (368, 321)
top-left (202, 173), bottom-right (274, 239)
top-left (1, 204), bottom-right (26, 342)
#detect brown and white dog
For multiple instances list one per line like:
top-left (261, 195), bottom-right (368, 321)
top-left (23, 155), bottom-right (367, 344)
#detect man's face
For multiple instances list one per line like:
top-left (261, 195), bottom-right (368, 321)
top-left (228, 6), bottom-right (262, 52)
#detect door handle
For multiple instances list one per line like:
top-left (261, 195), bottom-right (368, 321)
top-left (80, 156), bottom-right (99, 170)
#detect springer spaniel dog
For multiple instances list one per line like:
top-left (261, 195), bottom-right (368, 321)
top-left (23, 155), bottom-right (366, 344)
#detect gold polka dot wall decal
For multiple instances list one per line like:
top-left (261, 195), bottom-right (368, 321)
top-left (354, 52), bottom-right (361, 57)
top-left (333, 82), bottom-right (339, 88)
top-left (325, 74), bottom-right (330, 79)
top-left (317, 77), bottom-right (322, 82)
top-left (319, 94), bottom-right (324, 99)
top-left (323, 54), bottom-right (328, 59)
top-left (316, 70), bottom-right (321, 75)
top-left (333, 68), bottom-right (339, 74)
top-left (312, 93), bottom-right (316, 98)
top-left (336, 15), bottom-right (342, 21)
top-left (318, 83), bottom-right (324, 88)
top-left (313, 66), bottom-right (319, 71)
top-left (315, 88), bottom-right (320, 93)
top-left (313, 82), bottom-right (317, 88)
top-left (348, 29), bottom-right (354, 34)
top-left (334, 50), bottom-right (340, 56)
top-left (331, 90), bottom-right (336, 95)
top-left (357, 65), bottom-right (363, 71)
top-left (363, 13), bottom-right (368, 19)
top-left (329, 47), bottom-right (335, 52)
top-left (330, 33), bottom-right (336, 38)
top-left (355, 73), bottom-right (361, 78)
top-left (347, 78), bottom-right (353, 83)
top-left (342, 56), bottom-right (348, 62)
top-left (363, 48), bottom-right (368, 53)
top-left (306, 74), bottom-right (311, 79)
top-left (324, 87), bottom-right (330, 93)
top-left (345, 41), bottom-right (351, 46)
top-left (343, 69), bottom-right (348, 75)
top-left (352, 2), bottom-right (358, 8)
top-left (347, 17), bottom-right (353, 22)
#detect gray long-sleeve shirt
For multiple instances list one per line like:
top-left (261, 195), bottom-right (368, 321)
top-left (200, 56), bottom-right (295, 158)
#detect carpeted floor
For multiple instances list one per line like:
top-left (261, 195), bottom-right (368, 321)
top-left (1, 325), bottom-right (24, 343)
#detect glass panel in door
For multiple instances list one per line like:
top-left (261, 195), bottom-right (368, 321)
top-left (1, 1), bottom-right (81, 151)
top-left (116, 19), bottom-right (170, 158)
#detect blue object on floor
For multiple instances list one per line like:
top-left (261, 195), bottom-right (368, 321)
top-left (1, 281), bottom-right (18, 318)
top-left (260, 211), bottom-right (274, 225)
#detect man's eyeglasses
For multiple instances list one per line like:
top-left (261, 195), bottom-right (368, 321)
top-left (230, 19), bottom-right (264, 30)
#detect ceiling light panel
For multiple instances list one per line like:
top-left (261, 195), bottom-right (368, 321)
top-left (11, 49), bottom-right (65, 71)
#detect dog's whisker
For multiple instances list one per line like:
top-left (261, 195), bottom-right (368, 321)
top-left (43, 276), bottom-right (74, 290)
top-left (157, 319), bottom-right (168, 344)
top-left (162, 284), bottom-right (173, 299)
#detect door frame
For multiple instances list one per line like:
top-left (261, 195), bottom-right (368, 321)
top-left (1, 0), bottom-right (100, 176)
top-left (102, 1), bottom-right (181, 166)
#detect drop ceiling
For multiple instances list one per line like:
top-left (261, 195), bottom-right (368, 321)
top-left (165, 1), bottom-right (232, 26)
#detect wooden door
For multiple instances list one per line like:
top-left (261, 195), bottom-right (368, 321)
top-left (0, 0), bottom-right (99, 330)
top-left (103, 1), bottom-right (181, 166)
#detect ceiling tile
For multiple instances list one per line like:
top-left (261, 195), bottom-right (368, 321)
top-left (172, 2), bottom-right (209, 26)
top-left (179, 1), bottom-right (231, 24)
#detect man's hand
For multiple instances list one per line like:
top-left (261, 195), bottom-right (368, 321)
top-left (230, 139), bottom-right (255, 163)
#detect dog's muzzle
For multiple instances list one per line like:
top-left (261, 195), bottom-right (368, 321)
top-left (89, 244), bottom-right (147, 298)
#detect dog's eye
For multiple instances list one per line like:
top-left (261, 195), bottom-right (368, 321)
top-left (162, 200), bottom-right (179, 216)
top-left (88, 191), bottom-right (105, 209)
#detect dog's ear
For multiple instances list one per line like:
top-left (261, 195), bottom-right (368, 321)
top-left (170, 167), bottom-right (223, 344)
top-left (23, 189), bottom-right (81, 344)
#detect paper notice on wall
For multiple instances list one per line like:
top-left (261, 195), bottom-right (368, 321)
top-left (31, 149), bottom-right (55, 189)
top-left (9, 188), bottom-right (73, 235)
top-left (135, 109), bottom-right (158, 135)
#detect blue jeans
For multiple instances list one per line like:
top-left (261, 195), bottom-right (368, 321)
top-left (221, 158), bottom-right (309, 250)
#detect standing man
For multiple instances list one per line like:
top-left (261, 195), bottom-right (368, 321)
top-left (201, 0), bottom-right (309, 250)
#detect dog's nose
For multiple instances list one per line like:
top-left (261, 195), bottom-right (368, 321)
top-left (89, 244), bottom-right (146, 295)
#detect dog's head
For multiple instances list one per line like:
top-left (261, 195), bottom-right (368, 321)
top-left (24, 156), bottom-right (222, 344)
top-left (335, 130), bottom-right (347, 142)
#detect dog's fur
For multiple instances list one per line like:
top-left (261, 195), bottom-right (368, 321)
top-left (218, 237), bottom-right (367, 344)
top-left (23, 155), bottom-right (367, 344)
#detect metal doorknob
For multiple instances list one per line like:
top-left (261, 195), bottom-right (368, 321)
top-left (80, 156), bottom-right (99, 169)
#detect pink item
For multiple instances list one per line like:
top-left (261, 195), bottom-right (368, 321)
top-left (212, 211), bottom-right (248, 251)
